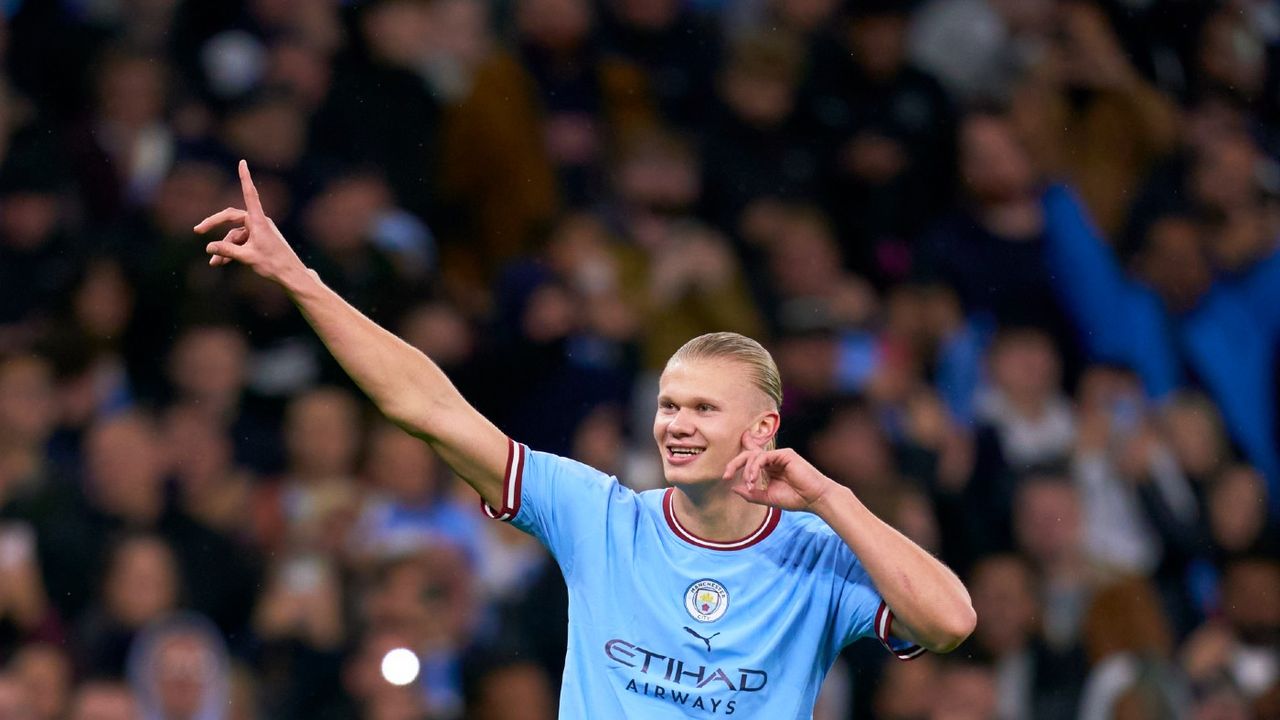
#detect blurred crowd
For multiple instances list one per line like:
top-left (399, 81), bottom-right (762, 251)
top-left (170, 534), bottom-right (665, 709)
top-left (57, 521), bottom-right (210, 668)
top-left (1, 0), bottom-right (1279, 718)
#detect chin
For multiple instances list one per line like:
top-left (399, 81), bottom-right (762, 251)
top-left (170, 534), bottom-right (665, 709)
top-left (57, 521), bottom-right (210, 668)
top-left (662, 464), bottom-right (717, 488)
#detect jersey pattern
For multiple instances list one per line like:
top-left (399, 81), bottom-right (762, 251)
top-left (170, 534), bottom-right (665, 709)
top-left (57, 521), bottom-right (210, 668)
top-left (482, 439), bottom-right (924, 719)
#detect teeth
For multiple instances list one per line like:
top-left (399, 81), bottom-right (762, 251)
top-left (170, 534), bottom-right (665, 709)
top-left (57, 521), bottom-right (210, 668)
top-left (671, 448), bottom-right (704, 456)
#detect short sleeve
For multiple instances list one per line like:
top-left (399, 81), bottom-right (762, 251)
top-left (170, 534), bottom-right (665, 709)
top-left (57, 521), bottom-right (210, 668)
top-left (832, 547), bottom-right (927, 661)
top-left (480, 438), bottom-right (626, 578)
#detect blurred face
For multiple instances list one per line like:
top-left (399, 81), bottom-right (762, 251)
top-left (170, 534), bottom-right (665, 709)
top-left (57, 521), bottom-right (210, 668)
top-left (989, 333), bottom-right (1060, 405)
top-left (1221, 560), bottom-right (1280, 644)
top-left (304, 175), bottom-right (389, 255)
top-left (769, 0), bottom-right (839, 33)
top-left (769, 214), bottom-right (842, 297)
top-left (930, 665), bottom-right (998, 720)
top-left (613, 0), bottom-right (679, 30)
top-left (363, 0), bottom-right (433, 66)
top-left (152, 163), bottom-right (227, 237)
top-left (811, 407), bottom-right (894, 488)
top-left (961, 115), bottom-right (1036, 203)
top-left (369, 550), bottom-right (473, 646)
top-left (874, 656), bottom-right (938, 719)
top-left (615, 143), bottom-right (700, 212)
top-left (470, 663), bottom-right (555, 720)
top-left (970, 556), bottom-right (1037, 656)
top-left (722, 70), bottom-right (795, 128)
top-left (654, 358), bottom-right (777, 487)
top-left (98, 57), bottom-right (166, 127)
top-left (69, 684), bottom-right (138, 720)
top-left (12, 646), bottom-right (70, 720)
top-left (518, 0), bottom-right (591, 51)
top-left (86, 415), bottom-right (166, 517)
top-left (164, 405), bottom-right (234, 493)
top-left (74, 261), bottom-right (134, 340)
top-left (1209, 466), bottom-right (1267, 553)
top-left (1192, 134), bottom-right (1260, 214)
top-left (286, 390), bottom-right (360, 479)
top-left (1014, 479), bottom-right (1081, 567)
top-left (225, 99), bottom-right (307, 169)
top-left (0, 356), bottom-right (57, 447)
top-left (105, 537), bottom-right (178, 627)
top-left (153, 634), bottom-right (216, 719)
top-left (400, 303), bottom-right (472, 367)
top-left (0, 193), bottom-right (60, 250)
top-left (0, 676), bottom-right (35, 720)
top-left (366, 428), bottom-right (438, 503)
top-left (1161, 398), bottom-right (1225, 478)
top-left (849, 14), bottom-right (906, 79)
top-left (170, 326), bottom-right (248, 402)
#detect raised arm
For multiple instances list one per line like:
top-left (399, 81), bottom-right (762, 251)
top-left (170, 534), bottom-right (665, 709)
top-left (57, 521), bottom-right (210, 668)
top-left (724, 445), bottom-right (975, 653)
top-left (198, 161), bottom-right (508, 508)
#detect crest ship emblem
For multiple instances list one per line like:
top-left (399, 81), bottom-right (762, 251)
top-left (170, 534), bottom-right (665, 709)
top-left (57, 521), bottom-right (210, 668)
top-left (684, 579), bottom-right (729, 623)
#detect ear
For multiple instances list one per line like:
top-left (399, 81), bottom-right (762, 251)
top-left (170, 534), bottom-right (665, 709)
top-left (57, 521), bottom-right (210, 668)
top-left (742, 411), bottom-right (780, 450)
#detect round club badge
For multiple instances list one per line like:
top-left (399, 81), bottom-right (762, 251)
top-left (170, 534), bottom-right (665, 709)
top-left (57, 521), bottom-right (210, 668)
top-left (685, 579), bottom-right (729, 623)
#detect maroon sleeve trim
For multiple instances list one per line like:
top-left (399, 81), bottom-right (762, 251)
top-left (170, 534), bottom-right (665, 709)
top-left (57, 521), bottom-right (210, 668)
top-left (481, 438), bottom-right (524, 522)
top-left (875, 600), bottom-right (927, 661)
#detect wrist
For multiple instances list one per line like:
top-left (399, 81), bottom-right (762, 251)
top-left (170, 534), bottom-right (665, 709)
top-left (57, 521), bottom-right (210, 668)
top-left (281, 264), bottom-right (320, 297)
top-left (809, 483), bottom-right (855, 519)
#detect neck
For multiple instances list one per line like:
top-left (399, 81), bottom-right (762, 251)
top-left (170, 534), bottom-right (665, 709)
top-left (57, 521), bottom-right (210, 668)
top-left (670, 483), bottom-right (768, 542)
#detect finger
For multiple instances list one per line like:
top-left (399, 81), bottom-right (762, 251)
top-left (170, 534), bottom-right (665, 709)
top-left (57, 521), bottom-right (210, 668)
top-left (206, 239), bottom-right (249, 263)
top-left (722, 450), bottom-right (755, 481)
top-left (194, 207), bottom-right (248, 233)
top-left (731, 482), bottom-right (769, 506)
top-left (223, 226), bottom-right (249, 245)
top-left (746, 451), bottom-right (771, 488)
top-left (209, 254), bottom-right (234, 266)
top-left (239, 159), bottom-right (264, 217)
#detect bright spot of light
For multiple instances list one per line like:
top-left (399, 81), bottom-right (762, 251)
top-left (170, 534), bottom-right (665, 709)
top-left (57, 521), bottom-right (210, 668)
top-left (381, 648), bottom-right (420, 686)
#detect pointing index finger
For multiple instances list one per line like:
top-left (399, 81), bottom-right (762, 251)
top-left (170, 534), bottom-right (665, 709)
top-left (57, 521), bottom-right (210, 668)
top-left (239, 159), bottom-right (264, 217)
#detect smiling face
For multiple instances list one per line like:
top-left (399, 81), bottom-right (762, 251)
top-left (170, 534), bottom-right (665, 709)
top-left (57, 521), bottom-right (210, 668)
top-left (653, 358), bottom-right (778, 487)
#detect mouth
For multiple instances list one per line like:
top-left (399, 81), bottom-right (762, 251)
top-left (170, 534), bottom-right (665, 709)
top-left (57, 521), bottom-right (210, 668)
top-left (665, 445), bottom-right (706, 466)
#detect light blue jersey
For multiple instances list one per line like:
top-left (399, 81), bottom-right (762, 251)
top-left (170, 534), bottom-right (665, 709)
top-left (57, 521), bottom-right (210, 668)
top-left (483, 440), bottom-right (924, 719)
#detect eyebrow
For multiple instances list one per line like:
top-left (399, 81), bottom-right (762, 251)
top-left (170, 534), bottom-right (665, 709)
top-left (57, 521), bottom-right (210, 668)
top-left (656, 394), bottom-right (722, 407)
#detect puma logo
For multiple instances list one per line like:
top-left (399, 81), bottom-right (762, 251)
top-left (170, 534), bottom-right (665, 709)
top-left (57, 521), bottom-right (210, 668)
top-left (683, 626), bottom-right (721, 652)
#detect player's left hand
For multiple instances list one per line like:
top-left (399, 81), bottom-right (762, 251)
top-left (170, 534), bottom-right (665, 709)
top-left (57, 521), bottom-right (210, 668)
top-left (723, 437), bottom-right (840, 512)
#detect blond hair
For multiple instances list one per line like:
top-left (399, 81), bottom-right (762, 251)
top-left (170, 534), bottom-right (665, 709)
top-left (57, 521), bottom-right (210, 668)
top-left (668, 332), bottom-right (782, 412)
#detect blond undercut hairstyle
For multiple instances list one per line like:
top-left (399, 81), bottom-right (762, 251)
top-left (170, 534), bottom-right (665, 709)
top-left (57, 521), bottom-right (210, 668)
top-left (668, 332), bottom-right (782, 448)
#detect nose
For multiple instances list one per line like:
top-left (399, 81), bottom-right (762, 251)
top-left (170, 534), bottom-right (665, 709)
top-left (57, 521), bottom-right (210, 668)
top-left (667, 408), bottom-right (695, 437)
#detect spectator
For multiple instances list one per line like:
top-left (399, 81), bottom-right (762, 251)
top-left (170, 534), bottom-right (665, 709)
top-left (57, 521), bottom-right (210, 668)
top-left (126, 614), bottom-right (230, 720)
top-left (75, 533), bottom-right (181, 677)
top-left (805, 0), bottom-right (956, 280)
top-left (1041, 183), bottom-right (1280, 514)
top-left (1012, 0), bottom-right (1178, 238)
top-left (928, 659), bottom-right (998, 720)
top-left (1078, 577), bottom-right (1190, 720)
top-left (347, 422), bottom-right (486, 572)
top-left (67, 680), bottom-right (139, 720)
top-left (700, 32), bottom-right (819, 237)
top-left (0, 671), bottom-right (36, 720)
top-left (8, 643), bottom-right (72, 720)
top-left (252, 387), bottom-right (363, 557)
top-left (966, 553), bottom-right (1086, 720)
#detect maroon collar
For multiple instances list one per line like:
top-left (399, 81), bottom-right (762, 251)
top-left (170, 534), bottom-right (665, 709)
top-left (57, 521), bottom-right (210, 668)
top-left (662, 487), bottom-right (780, 551)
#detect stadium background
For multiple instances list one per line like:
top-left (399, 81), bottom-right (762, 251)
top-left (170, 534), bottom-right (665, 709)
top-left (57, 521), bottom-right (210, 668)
top-left (1, 0), bottom-right (1279, 717)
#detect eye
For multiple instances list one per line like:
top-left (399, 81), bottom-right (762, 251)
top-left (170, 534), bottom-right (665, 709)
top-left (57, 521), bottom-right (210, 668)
top-left (659, 401), bottom-right (677, 412)
top-left (697, 403), bottom-right (715, 413)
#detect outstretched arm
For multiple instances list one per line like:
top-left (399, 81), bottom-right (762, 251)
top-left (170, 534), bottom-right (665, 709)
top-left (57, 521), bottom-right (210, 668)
top-left (198, 161), bottom-right (508, 508)
top-left (724, 445), bottom-right (975, 653)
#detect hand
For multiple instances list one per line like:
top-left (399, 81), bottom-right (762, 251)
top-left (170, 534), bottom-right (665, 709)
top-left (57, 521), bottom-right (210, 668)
top-left (195, 160), bottom-right (308, 287)
top-left (723, 435), bottom-right (839, 512)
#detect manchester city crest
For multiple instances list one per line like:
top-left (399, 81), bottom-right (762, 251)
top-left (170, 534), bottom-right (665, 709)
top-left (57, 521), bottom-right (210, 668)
top-left (684, 579), bottom-right (729, 623)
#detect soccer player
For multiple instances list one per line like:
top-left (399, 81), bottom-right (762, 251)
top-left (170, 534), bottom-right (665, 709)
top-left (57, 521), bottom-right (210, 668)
top-left (198, 162), bottom-right (975, 718)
